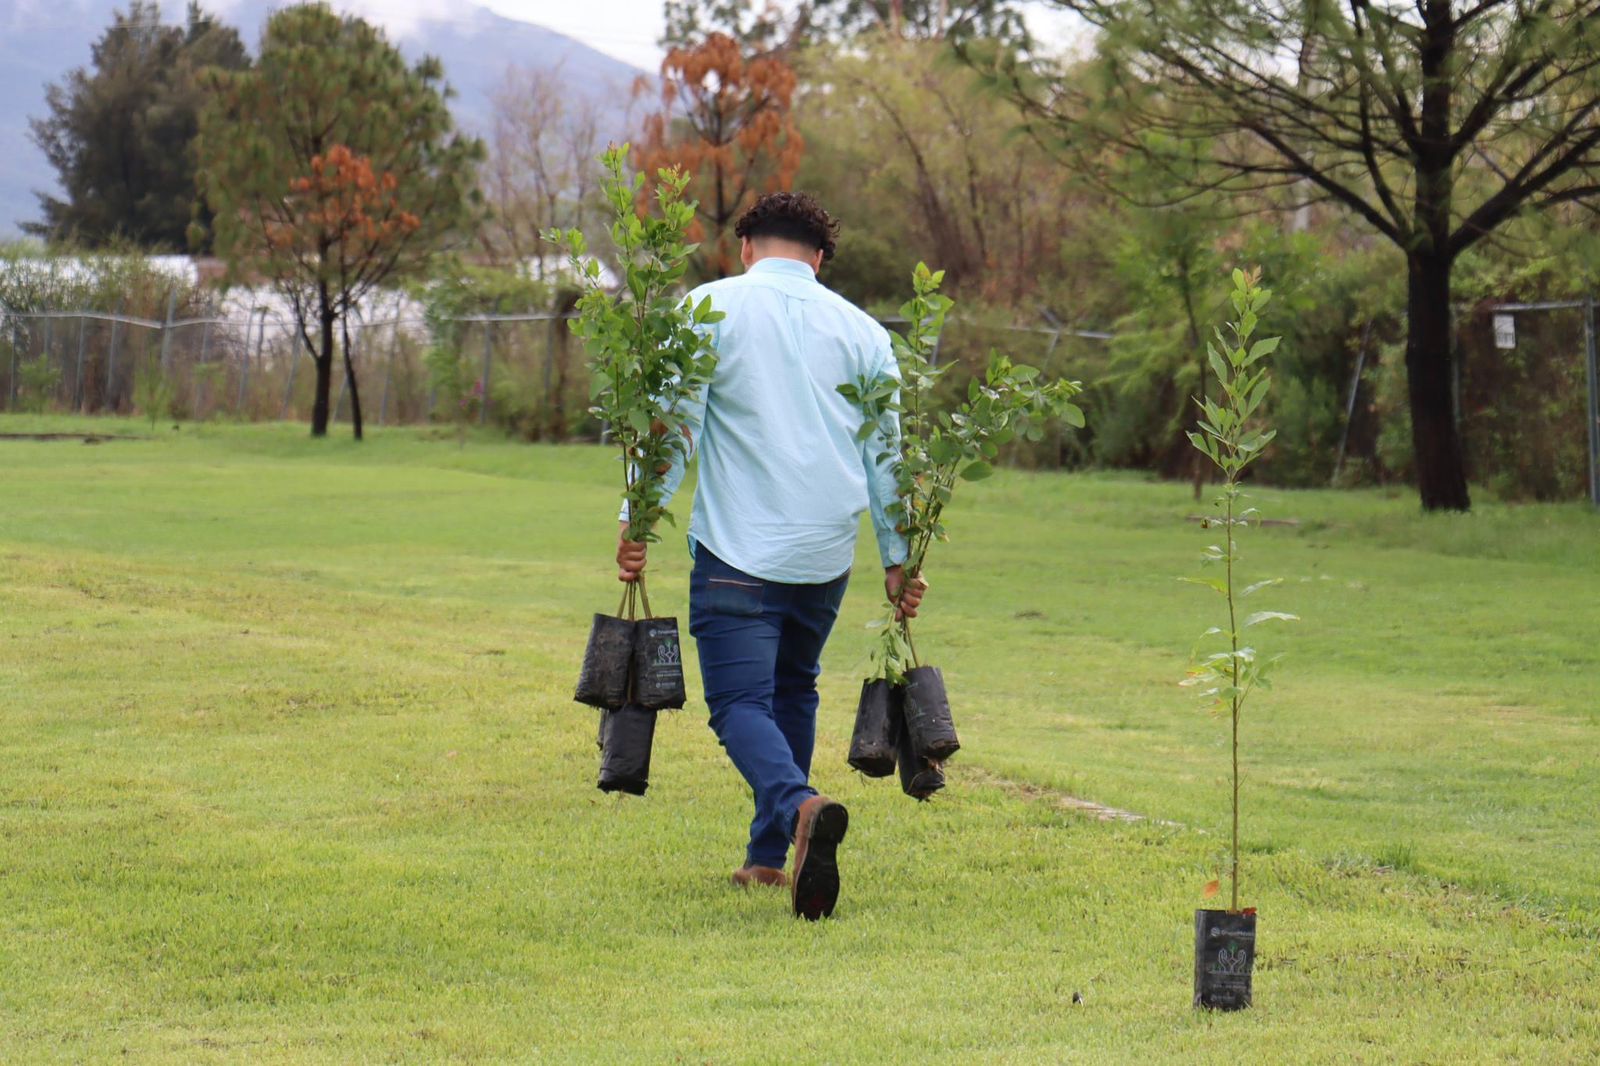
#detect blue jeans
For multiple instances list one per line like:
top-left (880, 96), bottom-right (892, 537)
top-left (689, 546), bottom-right (850, 870)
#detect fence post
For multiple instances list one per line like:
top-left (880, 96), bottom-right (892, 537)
top-left (106, 301), bottom-right (124, 412)
top-left (380, 321), bottom-right (399, 426)
top-left (158, 288), bottom-right (176, 377)
top-left (479, 322), bottom-right (493, 425)
top-left (542, 314), bottom-right (557, 438)
top-left (196, 318), bottom-right (213, 418)
top-left (43, 316), bottom-right (54, 399)
top-left (241, 308), bottom-right (264, 415)
top-left (1586, 296), bottom-right (1599, 509)
top-left (74, 315), bottom-right (88, 411)
top-left (6, 320), bottom-right (18, 411)
top-left (282, 338), bottom-right (300, 420)
top-left (1332, 322), bottom-right (1373, 486)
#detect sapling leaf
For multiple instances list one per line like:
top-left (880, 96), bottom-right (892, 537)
top-left (1208, 345), bottom-right (1230, 384)
top-left (1243, 611), bottom-right (1297, 627)
top-left (960, 461), bottom-right (994, 481)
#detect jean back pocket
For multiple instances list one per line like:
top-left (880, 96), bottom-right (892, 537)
top-left (701, 574), bottom-right (765, 617)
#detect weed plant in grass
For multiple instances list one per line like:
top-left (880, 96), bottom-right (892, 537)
top-left (1, 416), bottom-right (1597, 1061)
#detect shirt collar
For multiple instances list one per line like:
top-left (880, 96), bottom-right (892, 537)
top-left (747, 257), bottom-right (818, 281)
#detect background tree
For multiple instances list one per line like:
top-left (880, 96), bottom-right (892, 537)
top-left (800, 0), bottom-right (1026, 40)
top-left (28, 2), bottom-right (247, 250)
top-left (985, 0), bottom-right (1600, 511)
top-left (479, 63), bottom-right (611, 273)
top-left (195, 4), bottom-right (483, 439)
top-left (664, 0), bottom-right (1027, 47)
top-left (635, 31), bottom-right (804, 278)
top-left (663, 0), bottom-right (794, 52)
top-left (797, 38), bottom-right (1081, 305)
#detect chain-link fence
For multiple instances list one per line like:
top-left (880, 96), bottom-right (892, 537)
top-left (1399, 299), bottom-right (1600, 506)
top-left (9, 289), bottom-right (1591, 503)
top-left (1452, 299), bottom-right (1600, 505)
top-left (0, 299), bottom-right (1108, 447)
top-left (0, 303), bottom-right (589, 435)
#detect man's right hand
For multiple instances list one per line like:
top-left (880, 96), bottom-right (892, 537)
top-left (885, 565), bottom-right (928, 621)
top-left (617, 522), bottom-right (647, 583)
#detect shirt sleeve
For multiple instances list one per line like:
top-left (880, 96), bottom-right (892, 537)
top-left (863, 328), bottom-right (910, 569)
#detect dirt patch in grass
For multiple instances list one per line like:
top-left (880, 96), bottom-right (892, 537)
top-left (962, 765), bottom-right (1178, 825)
top-left (0, 432), bottom-right (147, 443)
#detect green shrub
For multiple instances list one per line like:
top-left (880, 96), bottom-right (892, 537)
top-left (133, 354), bottom-right (173, 428)
top-left (16, 358), bottom-right (63, 413)
top-left (416, 263), bottom-right (549, 444)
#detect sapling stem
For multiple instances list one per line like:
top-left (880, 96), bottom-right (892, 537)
top-left (901, 618), bottom-right (922, 669)
top-left (843, 263), bottom-right (1082, 687)
top-left (1227, 486), bottom-right (1240, 914)
top-left (1184, 268), bottom-right (1286, 917)
top-left (555, 148), bottom-right (719, 632)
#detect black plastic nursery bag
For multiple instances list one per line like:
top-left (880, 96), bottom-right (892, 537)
top-left (902, 665), bottom-right (961, 761)
top-left (895, 699), bottom-right (945, 800)
top-left (848, 679), bottom-right (900, 777)
top-left (576, 613), bottom-right (636, 709)
top-left (598, 703), bottom-right (657, 796)
top-left (1193, 909), bottom-right (1257, 1011)
top-left (631, 617), bottom-right (687, 710)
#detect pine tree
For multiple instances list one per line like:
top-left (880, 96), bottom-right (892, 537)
top-left (194, 3), bottom-right (484, 439)
top-left (27, 2), bottom-right (248, 250)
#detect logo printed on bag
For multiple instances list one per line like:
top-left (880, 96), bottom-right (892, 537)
top-left (1211, 945), bottom-right (1251, 975)
top-left (654, 639), bottom-right (681, 667)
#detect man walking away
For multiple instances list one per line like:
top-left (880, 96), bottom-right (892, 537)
top-left (615, 192), bottom-right (925, 920)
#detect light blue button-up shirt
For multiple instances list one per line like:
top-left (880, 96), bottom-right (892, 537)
top-left (622, 256), bottom-right (908, 584)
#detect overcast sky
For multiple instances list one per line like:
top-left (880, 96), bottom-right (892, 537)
top-left (491, 1), bottom-right (1081, 71)
top-left (0, 0), bottom-right (1079, 72)
top-left (509, 1), bottom-right (667, 69)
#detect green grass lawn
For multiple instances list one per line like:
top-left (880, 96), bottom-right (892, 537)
top-left (2, 415), bottom-right (1597, 1063)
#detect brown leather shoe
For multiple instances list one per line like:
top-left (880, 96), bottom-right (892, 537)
top-left (731, 864), bottom-right (787, 888)
top-left (790, 795), bottom-right (848, 921)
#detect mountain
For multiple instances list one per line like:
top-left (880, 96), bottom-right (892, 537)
top-left (0, 0), bottom-right (648, 239)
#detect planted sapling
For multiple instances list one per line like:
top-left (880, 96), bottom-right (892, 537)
top-left (549, 145), bottom-right (722, 793)
top-left (839, 262), bottom-right (1084, 797)
top-left (1183, 267), bottom-right (1294, 1010)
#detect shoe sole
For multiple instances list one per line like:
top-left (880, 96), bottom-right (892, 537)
top-left (792, 802), bottom-right (848, 921)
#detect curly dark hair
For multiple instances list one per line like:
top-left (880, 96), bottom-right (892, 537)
top-left (734, 192), bottom-right (840, 262)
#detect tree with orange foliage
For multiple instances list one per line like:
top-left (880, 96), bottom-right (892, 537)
top-left (635, 32), bottom-right (804, 279)
top-left (195, 5), bottom-right (482, 438)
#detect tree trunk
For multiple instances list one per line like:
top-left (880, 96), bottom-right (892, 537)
top-left (342, 316), bottom-right (363, 441)
top-left (1403, 1), bottom-right (1470, 511)
top-left (548, 288), bottom-right (579, 440)
top-left (310, 294), bottom-right (335, 437)
top-left (1404, 253), bottom-right (1470, 511)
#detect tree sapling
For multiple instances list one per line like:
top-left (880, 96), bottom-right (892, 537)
top-left (1183, 267), bottom-right (1294, 1010)
top-left (840, 262), bottom-right (1083, 797)
top-left (550, 145), bottom-right (721, 794)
